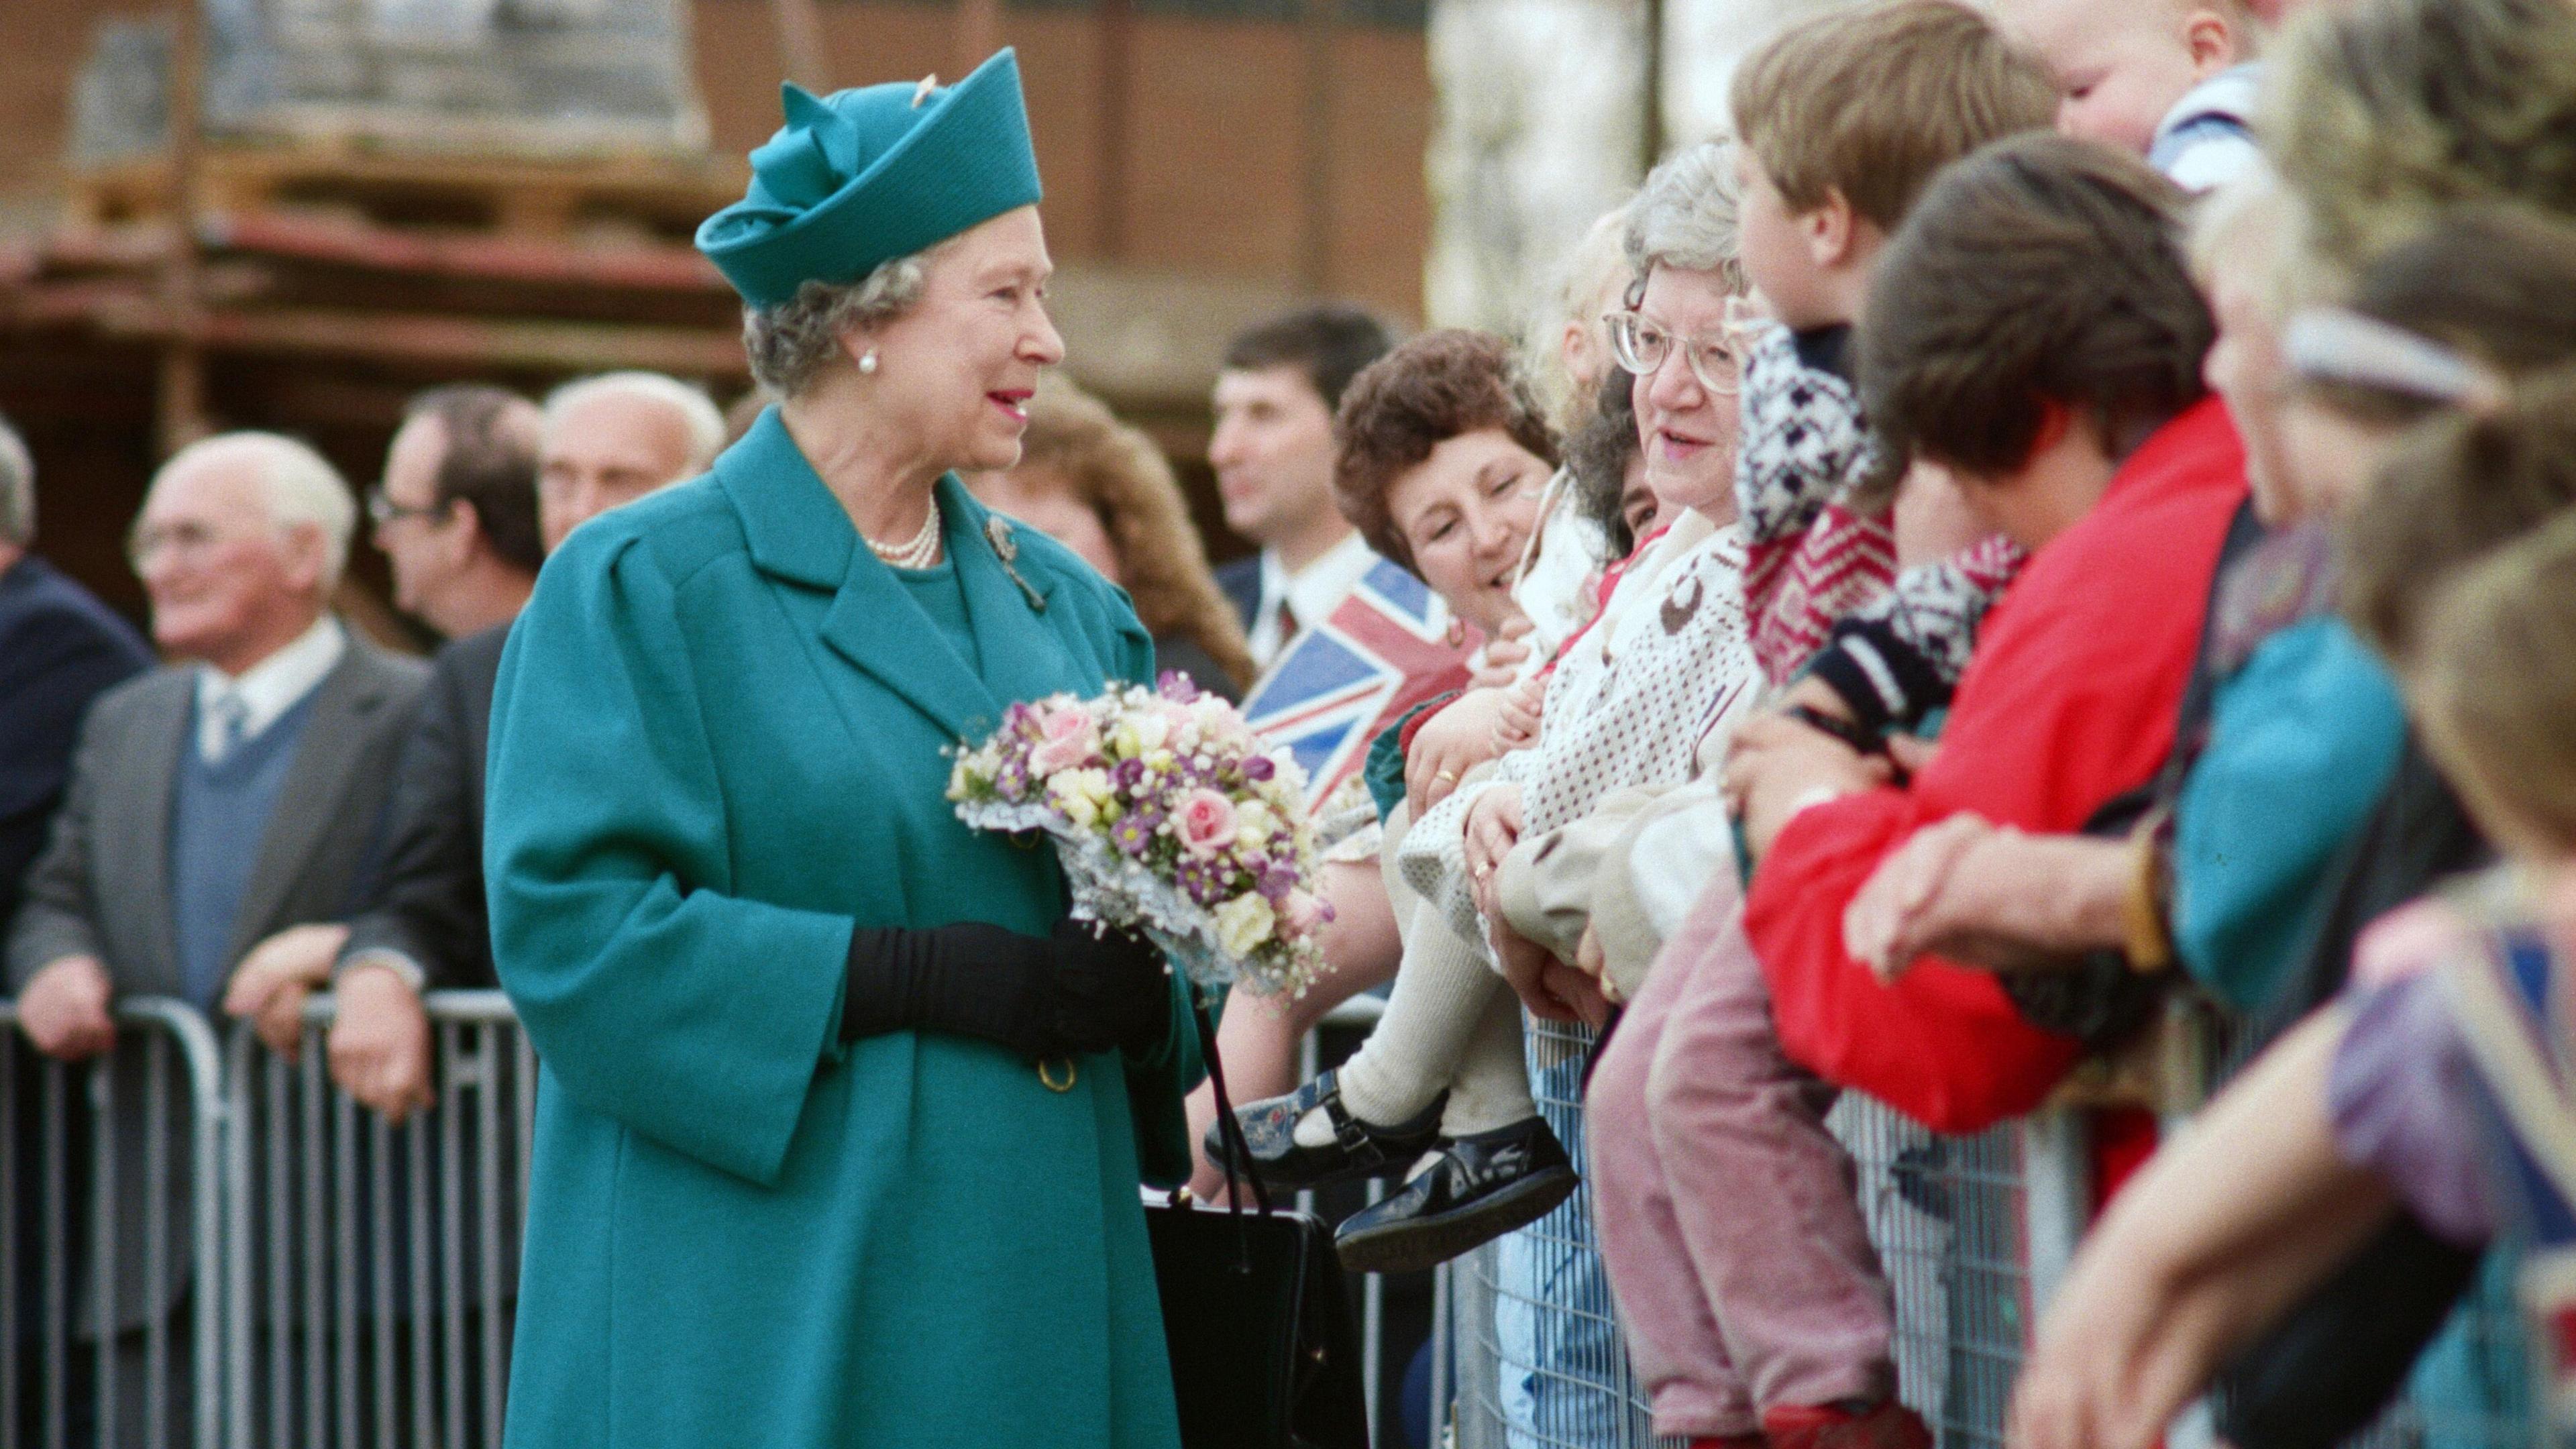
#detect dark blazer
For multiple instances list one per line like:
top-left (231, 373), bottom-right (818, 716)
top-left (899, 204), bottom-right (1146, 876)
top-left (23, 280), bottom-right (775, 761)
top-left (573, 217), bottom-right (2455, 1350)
top-left (339, 624), bottom-right (509, 991)
top-left (1215, 553), bottom-right (1263, 633)
top-left (5, 629), bottom-right (427, 1331)
top-left (0, 555), bottom-right (153, 930)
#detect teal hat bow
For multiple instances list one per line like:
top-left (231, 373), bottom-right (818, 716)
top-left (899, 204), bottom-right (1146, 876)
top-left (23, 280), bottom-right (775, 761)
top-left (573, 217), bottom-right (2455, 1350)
top-left (697, 48), bottom-right (1044, 309)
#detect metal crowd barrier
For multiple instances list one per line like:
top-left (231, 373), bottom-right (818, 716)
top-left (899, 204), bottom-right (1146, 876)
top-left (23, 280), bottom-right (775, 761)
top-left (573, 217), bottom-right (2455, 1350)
top-left (1442, 1012), bottom-right (2092, 1449)
top-left (1, 997), bottom-right (227, 1449)
top-left (221, 989), bottom-right (533, 1449)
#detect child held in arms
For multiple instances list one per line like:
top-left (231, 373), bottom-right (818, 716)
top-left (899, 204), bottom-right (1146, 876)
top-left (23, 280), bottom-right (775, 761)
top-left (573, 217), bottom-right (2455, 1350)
top-left (1990, 0), bottom-right (2264, 190)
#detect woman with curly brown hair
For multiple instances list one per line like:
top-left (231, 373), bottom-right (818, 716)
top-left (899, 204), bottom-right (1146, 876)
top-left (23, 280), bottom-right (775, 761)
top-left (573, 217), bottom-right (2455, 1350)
top-left (968, 376), bottom-right (1258, 700)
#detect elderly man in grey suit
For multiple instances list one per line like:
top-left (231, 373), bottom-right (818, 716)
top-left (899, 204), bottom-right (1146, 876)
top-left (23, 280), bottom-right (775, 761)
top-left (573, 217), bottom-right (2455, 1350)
top-left (6, 430), bottom-right (425, 1441)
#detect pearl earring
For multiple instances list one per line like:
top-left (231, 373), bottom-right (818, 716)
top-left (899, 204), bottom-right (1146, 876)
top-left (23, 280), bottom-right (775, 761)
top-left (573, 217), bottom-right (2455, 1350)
top-left (859, 350), bottom-right (879, 376)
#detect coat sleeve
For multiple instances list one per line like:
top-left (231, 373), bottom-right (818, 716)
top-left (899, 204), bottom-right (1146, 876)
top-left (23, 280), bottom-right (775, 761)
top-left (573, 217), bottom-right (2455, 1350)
top-left (485, 539), bottom-right (852, 1187)
top-left (341, 648), bottom-right (486, 989)
top-left (2171, 620), bottom-right (2406, 1013)
top-left (5, 683), bottom-right (118, 990)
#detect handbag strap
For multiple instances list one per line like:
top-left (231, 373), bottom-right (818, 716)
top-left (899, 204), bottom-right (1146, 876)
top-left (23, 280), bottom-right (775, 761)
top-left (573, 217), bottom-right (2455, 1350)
top-left (1191, 992), bottom-right (1275, 1217)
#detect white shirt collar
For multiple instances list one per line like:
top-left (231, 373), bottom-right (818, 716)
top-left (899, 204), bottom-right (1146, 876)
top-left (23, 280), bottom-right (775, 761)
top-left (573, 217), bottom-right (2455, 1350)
top-left (195, 616), bottom-right (346, 761)
top-left (1246, 531), bottom-right (1381, 667)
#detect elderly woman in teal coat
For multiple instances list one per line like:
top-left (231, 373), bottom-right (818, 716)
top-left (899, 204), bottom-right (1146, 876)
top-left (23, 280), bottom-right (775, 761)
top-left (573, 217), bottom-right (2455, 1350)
top-left (484, 50), bottom-right (1201, 1448)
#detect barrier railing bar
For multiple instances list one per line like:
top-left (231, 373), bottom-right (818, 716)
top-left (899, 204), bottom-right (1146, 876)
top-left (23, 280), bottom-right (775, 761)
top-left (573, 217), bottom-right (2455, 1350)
top-left (439, 1019), bottom-right (467, 1449)
top-left (406, 1106), bottom-right (433, 1449)
top-left (147, 1030), bottom-right (173, 1449)
top-left (90, 1034), bottom-right (117, 1449)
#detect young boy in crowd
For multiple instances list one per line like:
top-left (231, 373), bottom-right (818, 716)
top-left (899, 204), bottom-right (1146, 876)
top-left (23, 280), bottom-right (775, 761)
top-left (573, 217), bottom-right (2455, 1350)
top-left (1606, 133), bottom-right (2249, 1449)
top-left (1580, 7), bottom-right (2061, 1445)
top-left (1992, 0), bottom-right (2263, 191)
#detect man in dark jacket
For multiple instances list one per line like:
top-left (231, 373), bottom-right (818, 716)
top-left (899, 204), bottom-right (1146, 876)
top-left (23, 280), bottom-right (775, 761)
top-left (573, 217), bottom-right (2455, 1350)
top-left (0, 417), bottom-right (155, 929)
top-left (323, 374), bottom-right (714, 1119)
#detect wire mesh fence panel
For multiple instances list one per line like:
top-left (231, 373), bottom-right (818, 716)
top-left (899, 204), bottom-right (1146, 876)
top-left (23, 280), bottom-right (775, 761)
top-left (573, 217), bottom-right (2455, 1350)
top-left (222, 991), bottom-right (531, 1449)
top-left (1442, 1010), bottom-right (2063, 1449)
top-left (1, 998), bottom-right (227, 1449)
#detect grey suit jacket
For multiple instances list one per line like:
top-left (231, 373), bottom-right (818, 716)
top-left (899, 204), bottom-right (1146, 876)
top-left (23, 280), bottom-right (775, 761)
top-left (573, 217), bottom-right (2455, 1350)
top-left (5, 629), bottom-right (427, 1332)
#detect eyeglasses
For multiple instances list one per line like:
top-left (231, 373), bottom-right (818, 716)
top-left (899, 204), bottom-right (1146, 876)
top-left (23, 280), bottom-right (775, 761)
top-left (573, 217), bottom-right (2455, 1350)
top-left (366, 486), bottom-right (450, 529)
top-left (125, 519), bottom-right (230, 572)
top-left (1605, 310), bottom-right (1746, 397)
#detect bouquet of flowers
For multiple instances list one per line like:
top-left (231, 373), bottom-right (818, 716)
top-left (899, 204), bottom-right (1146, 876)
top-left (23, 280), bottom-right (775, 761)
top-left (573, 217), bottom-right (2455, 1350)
top-left (947, 674), bottom-right (1332, 997)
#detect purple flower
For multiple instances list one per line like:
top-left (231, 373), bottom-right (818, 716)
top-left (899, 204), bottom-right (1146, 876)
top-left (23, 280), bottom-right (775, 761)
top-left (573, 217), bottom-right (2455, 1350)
top-left (996, 757), bottom-right (1030, 801)
top-left (1242, 755), bottom-right (1275, 782)
top-left (1112, 756), bottom-right (1148, 792)
top-left (1258, 864), bottom-right (1299, 902)
top-left (1110, 810), bottom-right (1159, 858)
top-left (1157, 671), bottom-right (1201, 704)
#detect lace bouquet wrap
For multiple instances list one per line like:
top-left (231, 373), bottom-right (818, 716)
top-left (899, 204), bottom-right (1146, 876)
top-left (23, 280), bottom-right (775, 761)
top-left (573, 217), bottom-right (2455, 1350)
top-left (947, 675), bottom-right (1331, 997)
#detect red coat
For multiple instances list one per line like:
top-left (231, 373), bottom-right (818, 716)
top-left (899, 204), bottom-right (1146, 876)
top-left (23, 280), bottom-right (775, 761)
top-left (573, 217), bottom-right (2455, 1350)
top-left (1742, 397), bottom-right (2249, 1134)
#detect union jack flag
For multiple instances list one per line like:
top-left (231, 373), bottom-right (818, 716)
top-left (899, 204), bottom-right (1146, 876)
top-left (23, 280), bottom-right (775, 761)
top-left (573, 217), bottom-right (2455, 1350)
top-left (1241, 559), bottom-right (1479, 807)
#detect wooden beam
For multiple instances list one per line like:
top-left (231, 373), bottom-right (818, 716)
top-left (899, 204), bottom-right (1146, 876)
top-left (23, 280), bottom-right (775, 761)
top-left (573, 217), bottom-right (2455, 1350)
top-left (89, 302), bottom-right (749, 380)
top-left (156, 0), bottom-right (210, 454)
top-left (1299, 0), bottom-right (1336, 292)
top-left (1097, 0), bottom-right (1135, 260)
top-left (955, 0), bottom-right (1004, 79)
top-left (772, 0), bottom-right (831, 90)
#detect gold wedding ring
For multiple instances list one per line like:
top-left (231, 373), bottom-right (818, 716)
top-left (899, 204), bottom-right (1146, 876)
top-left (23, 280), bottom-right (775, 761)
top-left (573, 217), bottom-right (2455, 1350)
top-left (1038, 1058), bottom-right (1078, 1092)
top-left (1436, 769), bottom-right (1459, 784)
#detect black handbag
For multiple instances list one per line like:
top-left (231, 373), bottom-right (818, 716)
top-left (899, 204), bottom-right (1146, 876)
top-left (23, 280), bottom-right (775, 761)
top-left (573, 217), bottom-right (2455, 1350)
top-left (1144, 1000), bottom-right (1372, 1449)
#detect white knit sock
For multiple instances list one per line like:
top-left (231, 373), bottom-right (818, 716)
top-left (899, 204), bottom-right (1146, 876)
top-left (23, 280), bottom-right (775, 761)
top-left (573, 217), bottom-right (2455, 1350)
top-left (1439, 987), bottom-right (1536, 1136)
top-left (1334, 904), bottom-right (1502, 1130)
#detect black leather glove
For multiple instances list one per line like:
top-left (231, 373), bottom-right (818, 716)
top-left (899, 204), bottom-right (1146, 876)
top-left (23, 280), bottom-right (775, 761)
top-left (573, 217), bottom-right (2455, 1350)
top-left (841, 918), bottom-right (1173, 1060)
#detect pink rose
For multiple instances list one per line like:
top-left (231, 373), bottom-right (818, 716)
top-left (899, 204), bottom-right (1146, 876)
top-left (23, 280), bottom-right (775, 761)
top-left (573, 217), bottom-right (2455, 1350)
top-left (1027, 706), bottom-right (1099, 776)
top-left (1175, 788), bottom-right (1239, 858)
top-left (1281, 890), bottom-right (1329, 937)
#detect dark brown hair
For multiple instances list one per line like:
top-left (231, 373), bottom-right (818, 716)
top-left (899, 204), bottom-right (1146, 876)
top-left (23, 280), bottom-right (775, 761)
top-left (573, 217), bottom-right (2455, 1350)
top-left (1565, 368), bottom-right (1642, 559)
top-left (1332, 330), bottom-right (1558, 572)
top-left (1730, 0), bottom-right (2055, 234)
top-left (2342, 367), bottom-right (2576, 667)
top-left (1860, 133), bottom-right (2210, 480)
top-left (1223, 304), bottom-right (1399, 415)
top-left (1013, 378), bottom-right (1257, 691)
top-left (404, 384), bottom-right (543, 572)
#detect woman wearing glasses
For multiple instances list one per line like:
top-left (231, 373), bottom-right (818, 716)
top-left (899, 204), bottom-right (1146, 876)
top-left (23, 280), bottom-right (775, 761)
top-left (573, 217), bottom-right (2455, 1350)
top-left (1217, 142), bottom-right (1768, 1275)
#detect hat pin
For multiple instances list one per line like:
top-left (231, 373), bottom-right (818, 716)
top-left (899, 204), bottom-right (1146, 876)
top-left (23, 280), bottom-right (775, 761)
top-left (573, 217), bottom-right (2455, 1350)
top-left (913, 74), bottom-right (941, 107)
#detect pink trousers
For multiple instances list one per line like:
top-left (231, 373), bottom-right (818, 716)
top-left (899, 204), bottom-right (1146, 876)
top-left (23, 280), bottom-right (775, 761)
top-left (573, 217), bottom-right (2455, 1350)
top-left (1586, 872), bottom-right (1896, 1439)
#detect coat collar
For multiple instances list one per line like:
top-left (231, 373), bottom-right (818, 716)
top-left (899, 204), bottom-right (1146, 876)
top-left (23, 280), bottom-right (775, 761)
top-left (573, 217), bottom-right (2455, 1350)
top-left (716, 407), bottom-right (1071, 743)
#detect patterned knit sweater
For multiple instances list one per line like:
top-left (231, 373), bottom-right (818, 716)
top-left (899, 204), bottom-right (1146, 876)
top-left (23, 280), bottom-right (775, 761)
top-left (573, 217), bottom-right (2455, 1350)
top-left (1734, 321), bottom-right (2026, 731)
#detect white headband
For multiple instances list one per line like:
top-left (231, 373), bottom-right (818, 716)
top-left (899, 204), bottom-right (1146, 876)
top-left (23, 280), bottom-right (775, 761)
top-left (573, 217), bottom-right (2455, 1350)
top-left (2282, 308), bottom-right (2508, 412)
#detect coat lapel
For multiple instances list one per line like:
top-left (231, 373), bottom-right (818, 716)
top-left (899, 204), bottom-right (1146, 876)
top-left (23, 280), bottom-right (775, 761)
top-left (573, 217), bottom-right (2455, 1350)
top-left (719, 409), bottom-right (1067, 744)
top-left (939, 477), bottom-right (1081, 710)
top-left (226, 643), bottom-right (395, 961)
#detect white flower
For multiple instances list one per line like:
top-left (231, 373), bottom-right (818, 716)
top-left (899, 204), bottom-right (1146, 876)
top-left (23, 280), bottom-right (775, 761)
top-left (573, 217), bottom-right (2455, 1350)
top-left (1049, 767), bottom-right (1114, 828)
top-left (1233, 800), bottom-right (1278, 848)
top-left (1214, 892), bottom-right (1277, 956)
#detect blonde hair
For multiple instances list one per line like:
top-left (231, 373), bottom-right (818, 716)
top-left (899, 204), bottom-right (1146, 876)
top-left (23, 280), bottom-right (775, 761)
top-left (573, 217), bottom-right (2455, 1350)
top-left (1524, 203), bottom-right (1636, 437)
top-left (2412, 508), bottom-right (2576, 853)
top-left (2265, 0), bottom-right (2576, 276)
top-left (1730, 0), bottom-right (2056, 233)
top-left (1013, 378), bottom-right (1256, 691)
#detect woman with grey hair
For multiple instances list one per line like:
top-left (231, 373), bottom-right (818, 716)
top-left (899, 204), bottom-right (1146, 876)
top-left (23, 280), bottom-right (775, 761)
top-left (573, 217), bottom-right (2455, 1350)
top-left (482, 51), bottom-right (1197, 1449)
top-left (1219, 139), bottom-right (1764, 1277)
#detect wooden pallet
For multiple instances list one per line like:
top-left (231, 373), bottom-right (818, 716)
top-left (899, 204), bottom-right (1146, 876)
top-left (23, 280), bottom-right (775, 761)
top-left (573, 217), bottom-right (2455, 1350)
top-left (68, 141), bottom-right (746, 246)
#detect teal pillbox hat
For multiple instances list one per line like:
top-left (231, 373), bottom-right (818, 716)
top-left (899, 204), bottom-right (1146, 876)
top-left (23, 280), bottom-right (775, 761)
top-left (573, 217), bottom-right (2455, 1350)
top-left (697, 48), bottom-right (1044, 309)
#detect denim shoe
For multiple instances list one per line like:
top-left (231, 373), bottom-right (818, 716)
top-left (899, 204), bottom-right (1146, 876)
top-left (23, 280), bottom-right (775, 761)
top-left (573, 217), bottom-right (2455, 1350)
top-left (1208, 1071), bottom-right (1448, 1194)
top-left (1330, 1116), bottom-right (1578, 1275)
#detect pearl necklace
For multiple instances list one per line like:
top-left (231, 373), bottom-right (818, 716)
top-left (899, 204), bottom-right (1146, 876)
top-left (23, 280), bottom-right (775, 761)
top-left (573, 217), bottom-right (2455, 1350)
top-left (865, 498), bottom-right (943, 570)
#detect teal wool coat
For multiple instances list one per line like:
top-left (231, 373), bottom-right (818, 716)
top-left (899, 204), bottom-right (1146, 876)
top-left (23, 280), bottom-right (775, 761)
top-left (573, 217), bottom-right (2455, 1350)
top-left (485, 409), bottom-right (1201, 1449)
